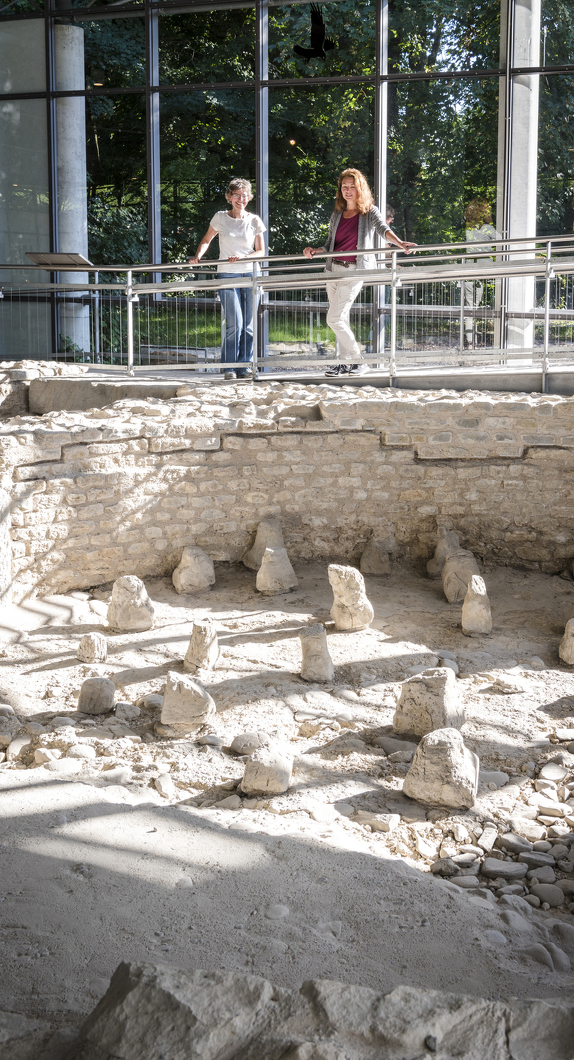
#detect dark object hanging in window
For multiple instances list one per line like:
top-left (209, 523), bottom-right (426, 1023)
top-left (293, 4), bottom-right (336, 62)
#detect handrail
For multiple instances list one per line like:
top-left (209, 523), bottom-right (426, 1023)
top-left (1, 231), bottom-right (573, 274)
top-left (1, 233), bottom-right (574, 391)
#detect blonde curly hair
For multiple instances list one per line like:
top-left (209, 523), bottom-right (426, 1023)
top-left (334, 169), bottom-right (374, 215)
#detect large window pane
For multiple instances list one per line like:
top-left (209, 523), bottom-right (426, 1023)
top-left (269, 84), bottom-right (374, 256)
top-left (538, 73), bottom-right (574, 235)
top-left (82, 18), bottom-right (145, 89)
top-left (86, 96), bottom-right (147, 264)
top-left (0, 18), bottom-right (45, 93)
top-left (542, 0), bottom-right (574, 66)
top-left (389, 1), bottom-right (500, 73)
top-left (0, 98), bottom-right (49, 266)
top-left (387, 77), bottom-right (499, 243)
top-left (160, 90), bottom-right (255, 262)
top-left (269, 1), bottom-right (375, 79)
top-left (159, 10), bottom-right (255, 85)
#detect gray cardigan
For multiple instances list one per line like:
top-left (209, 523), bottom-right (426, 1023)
top-left (320, 206), bottom-right (391, 272)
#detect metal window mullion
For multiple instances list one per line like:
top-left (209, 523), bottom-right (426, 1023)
top-left (146, 2), bottom-right (161, 281)
top-left (255, 0), bottom-right (269, 371)
top-left (373, 0), bottom-right (387, 363)
top-left (46, 6), bottom-right (59, 355)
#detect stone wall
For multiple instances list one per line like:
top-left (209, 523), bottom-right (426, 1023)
top-left (3, 382), bottom-right (574, 600)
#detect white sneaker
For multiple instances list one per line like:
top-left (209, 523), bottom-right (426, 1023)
top-left (348, 363), bottom-right (369, 375)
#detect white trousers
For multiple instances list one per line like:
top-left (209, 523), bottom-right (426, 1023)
top-left (325, 262), bottom-right (364, 360)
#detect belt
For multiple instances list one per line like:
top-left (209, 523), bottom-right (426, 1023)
top-left (334, 260), bottom-right (355, 268)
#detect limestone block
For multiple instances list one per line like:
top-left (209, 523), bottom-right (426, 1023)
top-left (184, 619), bottom-right (220, 671)
top-left (172, 546), bottom-right (215, 594)
top-left (359, 539), bottom-right (390, 575)
top-left (77, 677), bottom-right (115, 716)
top-left (442, 551), bottom-right (481, 603)
top-left (6, 735), bottom-right (32, 761)
top-left (77, 631), bottom-right (107, 663)
top-left (241, 743), bottom-right (293, 795)
top-left (256, 547), bottom-right (298, 595)
top-left (403, 728), bottom-right (479, 809)
top-left (427, 526), bottom-right (461, 578)
top-left (559, 618), bottom-right (574, 665)
top-left (328, 564), bottom-right (374, 631)
top-left (462, 575), bottom-right (492, 636)
top-left (299, 624), bottom-right (334, 683)
top-left (393, 667), bottom-right (464, 736)
top-left (231, 732), bottom-right (269, 755)
top-left (243, 518), bottom-right (285, 570)
top-left (23, 958), bottom-right (574, 1060)
top-left (159, 671), bottom-right (215, 735)
top-left (107, 575), bottom-right (155, 632)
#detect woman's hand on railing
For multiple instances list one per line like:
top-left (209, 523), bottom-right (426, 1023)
top-left (303, 247), bottom-right (320, 259)
top-left (399, 241), bottom-right (418, 255)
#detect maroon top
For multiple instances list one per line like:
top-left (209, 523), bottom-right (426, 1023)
top-left (333, 212), bottom-right (360, 263)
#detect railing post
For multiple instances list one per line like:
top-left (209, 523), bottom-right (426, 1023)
top-left (543, 239), bottom-right (552, 393)
top-left (390, 250), bottom-right (398, 385)
top-left (252, 263), bottom-right (258, 379)
top-left (459, 273), bottom-right (465, 356)
top-left (126, 270), bottom-right (134, 377)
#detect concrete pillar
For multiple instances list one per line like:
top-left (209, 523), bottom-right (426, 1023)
top-left (55, 24), bottom-right (90, 355)
top-left (498, 0), bottom-right (541, 352)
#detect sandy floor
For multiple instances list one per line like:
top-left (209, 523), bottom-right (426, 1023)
top-left (1, 560), bottom-right (574, 1034)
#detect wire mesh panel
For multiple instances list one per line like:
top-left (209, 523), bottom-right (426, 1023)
top-left (133, 292), bottom-right (222, 370)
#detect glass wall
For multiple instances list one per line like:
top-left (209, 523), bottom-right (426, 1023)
top-left (0, 0), bottom-right (573, 358)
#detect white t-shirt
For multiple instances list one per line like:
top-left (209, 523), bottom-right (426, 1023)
top-left (210, 211), bottom-right (266, 274)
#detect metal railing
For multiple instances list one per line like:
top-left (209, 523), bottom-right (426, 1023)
top-left (1, 233), bottom-right (574, 390)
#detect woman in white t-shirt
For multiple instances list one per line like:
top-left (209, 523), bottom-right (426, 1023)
top-left (189, 178), bottom-right (266, 378)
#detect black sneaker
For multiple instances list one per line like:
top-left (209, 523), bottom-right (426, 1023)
top-left (348, 363), bottom-right (369, 375)
top-left (325, 364), bottom-right (351, 376)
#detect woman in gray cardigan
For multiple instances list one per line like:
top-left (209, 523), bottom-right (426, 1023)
top-left (304, 169), bottom-right (415, 375)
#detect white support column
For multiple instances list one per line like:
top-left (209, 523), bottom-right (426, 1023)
top-left (498, 0), bottom-right (541, 353)
top-left (55, 24), bottom-right (89, 354)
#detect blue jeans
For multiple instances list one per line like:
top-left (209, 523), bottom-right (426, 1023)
top-left (218, 272), bottom-right (258, 365)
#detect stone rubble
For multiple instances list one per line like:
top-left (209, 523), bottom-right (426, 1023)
top-left (158, 671), bottom-right (216, 736)
top-left (393, 667), bottom-right (464, 736)
top-left (462, 575), bottom-right (493, 636)
top-left (241, 743), bottom-right (293, 795)
top-left (427, 526), bottom-right (463, 578)
top-left (1, 526), bottom-right (574, 1035)
top-left (243, 518), bottom-right (286, 571)
top-left (172, 545), bottom-right (216, 594)
top-left (76, 632), bottom-right (107, 663)
top-left (256, 546), bottom-right (298, 595)
top-left (183, 619), bottom-right (220, 671)
top-left (47, 961), bottom-right (574, 1060)
top-left (299, 624), bottom-right (334, 683)
top-left (107, 575), bottom-right (155, 632)
top-left (403, 727), bottom-right (479, 809)
top-left (359, 538), bottom-right (390, 575)
top-left (559, 618), bottom-right (574, 665)
top-left (328, 564), bottom-right (374, 631)
top-left (442, 551), bottom-right (481, 604)
top-left (77, 677), bottom-right (115, 716)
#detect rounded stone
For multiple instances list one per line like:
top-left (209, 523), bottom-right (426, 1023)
top-left (77, 678), bottom-right (115, 716)
top-left (529, 883), bottom-right (565, 907)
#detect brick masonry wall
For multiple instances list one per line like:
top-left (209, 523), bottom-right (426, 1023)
top-left (2, 384), bottom-right (574, 601)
